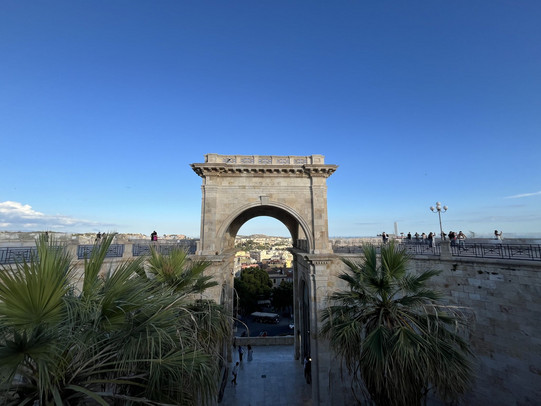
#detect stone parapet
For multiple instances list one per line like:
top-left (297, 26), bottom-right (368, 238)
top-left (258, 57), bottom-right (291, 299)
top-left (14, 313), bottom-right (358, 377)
top-left (204, 154), bottom-right (325, 165)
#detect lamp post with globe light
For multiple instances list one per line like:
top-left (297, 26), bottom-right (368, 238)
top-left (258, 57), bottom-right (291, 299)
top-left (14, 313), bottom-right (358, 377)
top-left (430, 202), bottom-right (448, 240)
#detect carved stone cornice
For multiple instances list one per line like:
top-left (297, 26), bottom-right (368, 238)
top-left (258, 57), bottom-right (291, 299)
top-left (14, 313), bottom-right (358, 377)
top-left (191, 154), bottom-right (337, 179)
top-left (191, 163), bottom-right (338, 179)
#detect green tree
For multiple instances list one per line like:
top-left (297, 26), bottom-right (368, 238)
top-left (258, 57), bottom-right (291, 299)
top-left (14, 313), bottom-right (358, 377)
top-left (0, 233), bottom-right (230, 405)
top-left (234, 268), bottom-right (272, 314)
top-left (320, 242), bottom-right (474, 406)
top-left (272, 281), bottom-right (293, 313)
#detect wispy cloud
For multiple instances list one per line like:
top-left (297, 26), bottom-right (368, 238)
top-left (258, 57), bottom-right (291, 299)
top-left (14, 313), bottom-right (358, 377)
top-left (0, 201), bottom-right (114, 232)
top-left (505, 191), bottom-right (541, 199)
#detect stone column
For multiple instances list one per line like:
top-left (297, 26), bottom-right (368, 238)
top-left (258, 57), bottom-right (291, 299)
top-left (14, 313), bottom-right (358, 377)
top-left (440, 240), bottom-right (452, 259)
top-left (303, 254), bottom-right (337, 406)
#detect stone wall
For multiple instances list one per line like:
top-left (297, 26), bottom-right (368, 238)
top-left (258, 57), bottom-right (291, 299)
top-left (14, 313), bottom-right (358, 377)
top-left (407, 256), bottom-right (541, 406)
top-left (329, 253), bottom-right (541, 405)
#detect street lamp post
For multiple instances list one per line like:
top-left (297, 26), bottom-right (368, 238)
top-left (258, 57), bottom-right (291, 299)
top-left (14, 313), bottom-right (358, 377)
top-left (430, 202), bottom-right (448, 240)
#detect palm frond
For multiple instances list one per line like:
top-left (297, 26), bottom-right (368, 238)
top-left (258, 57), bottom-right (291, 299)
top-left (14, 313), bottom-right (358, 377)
top-left (321, 241), bottom-right (474, 405)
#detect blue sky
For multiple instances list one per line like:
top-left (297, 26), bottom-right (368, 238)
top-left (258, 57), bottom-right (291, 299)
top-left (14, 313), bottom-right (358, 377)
top-left (1, 1), bottom-right (540, 238)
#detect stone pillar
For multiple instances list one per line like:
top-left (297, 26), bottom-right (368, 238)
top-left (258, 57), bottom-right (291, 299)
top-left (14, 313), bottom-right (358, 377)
top-left (309, 174), bottom-right (333, 254)
top-left (303, 254), bottom-right (339, 406)
top-left (440, 240), bottom-right (452, 259)
top-left (292, 252), bottom-right (301, 360)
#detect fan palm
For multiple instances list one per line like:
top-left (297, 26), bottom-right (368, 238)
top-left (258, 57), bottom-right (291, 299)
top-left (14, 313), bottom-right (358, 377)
top-left (0, 233), bottom-right (230, 405)
top-left (146, 246), bottom-right (218, 296)
top-left (320, 241), bottom-right (474, 406)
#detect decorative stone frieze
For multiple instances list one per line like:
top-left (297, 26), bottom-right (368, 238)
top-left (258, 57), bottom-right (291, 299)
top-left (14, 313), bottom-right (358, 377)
top-left (191, 154), bottom-right (337, 179)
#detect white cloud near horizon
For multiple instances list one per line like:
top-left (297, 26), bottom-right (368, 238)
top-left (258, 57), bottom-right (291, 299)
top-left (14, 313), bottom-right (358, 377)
top-left (505, 190), bottom-right (541, 199)
top-left (0, 201), bottom-right (113, 231)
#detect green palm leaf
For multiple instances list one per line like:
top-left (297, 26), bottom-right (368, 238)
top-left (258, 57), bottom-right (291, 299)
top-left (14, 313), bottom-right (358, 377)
top-left (320, 241), bottom-right (474, 405)
top-left (0, 233), bottom-right (231, 406)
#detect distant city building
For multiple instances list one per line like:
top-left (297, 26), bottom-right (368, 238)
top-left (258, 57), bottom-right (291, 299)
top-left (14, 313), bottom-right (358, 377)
top-left (268, 268), bottom-right (293, 287)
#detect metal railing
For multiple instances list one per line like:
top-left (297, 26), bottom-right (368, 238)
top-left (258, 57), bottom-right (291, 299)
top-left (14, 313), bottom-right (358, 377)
top-left (0, 247), bottom-right (38, 264)
top-left (0, 246), bottom-right (66, 264)
top-left (333, 242), bottom-right (440, 256)
top-left (402, 243), bottom-right (441, 256)
top-left (77, 244), bottom-right (124, 259)
top-left (132, 241), bottom-right (197, 256)
top-left (332, 241), bottom-right (541, 262)
top-left (450, 243), bottom-right (541, 261)
top-left (1, 241), bottom-right (199, 265)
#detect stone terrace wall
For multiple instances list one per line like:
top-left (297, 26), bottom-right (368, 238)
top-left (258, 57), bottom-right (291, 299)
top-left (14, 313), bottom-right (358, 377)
top-left (407, 257), bottom-right (541, 406)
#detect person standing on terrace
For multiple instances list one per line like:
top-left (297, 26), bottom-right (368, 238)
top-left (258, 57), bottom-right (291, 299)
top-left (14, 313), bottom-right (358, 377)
top-left (457, 231), bottom-right (467, 249)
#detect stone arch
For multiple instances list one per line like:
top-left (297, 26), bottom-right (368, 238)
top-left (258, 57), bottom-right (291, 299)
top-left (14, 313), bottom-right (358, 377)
top-left (215, 201), bottom-right (314, 254)
top-left (191, 154), bottom-right (337, 256)
top-left (191, 154), bottom-right (339, 405)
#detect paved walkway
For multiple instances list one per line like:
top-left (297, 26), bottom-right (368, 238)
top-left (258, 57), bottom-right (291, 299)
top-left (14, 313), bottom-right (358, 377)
top-left (220, 345), bottom-right (312, 406)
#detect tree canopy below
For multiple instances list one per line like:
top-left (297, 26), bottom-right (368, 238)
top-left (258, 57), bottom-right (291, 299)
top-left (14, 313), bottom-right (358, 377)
top-left (234, 267), bottom-right (272, 314)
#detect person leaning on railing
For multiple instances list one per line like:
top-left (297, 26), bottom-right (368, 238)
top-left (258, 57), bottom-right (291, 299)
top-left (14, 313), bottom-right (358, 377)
top-left (457, 231), bottom-right (466, 249)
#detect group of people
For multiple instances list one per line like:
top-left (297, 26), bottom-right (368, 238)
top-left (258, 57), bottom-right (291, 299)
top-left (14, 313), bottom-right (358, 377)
top-left (447, 231), bottom-right (468, 248)
top-left (231, 345), bottom-right (253, 385)
top-left (405, 231), bottom-right (467, 248)
top-left (405, 230), bottom-right (504, 247)
top-left (406, 232), bottom-right (439, 247)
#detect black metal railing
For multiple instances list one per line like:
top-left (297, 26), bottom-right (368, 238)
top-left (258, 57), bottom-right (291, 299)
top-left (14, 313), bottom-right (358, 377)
top-left (333, 243), bottom-right (441, 256)
top-left (0, 247), bottom-right (38, 264)
top-left (402, 243), bottom-right (441, 256)
top-left (1, 241), bottom-right (199, 265)
top-left (332, 241), bottom-right (541, 262)
top-left (450, 243), bottom-right (541, 261)
top-left (132, 241), bottom-right (197, 256)
top-left (77, 244), bottom-right (125, 260)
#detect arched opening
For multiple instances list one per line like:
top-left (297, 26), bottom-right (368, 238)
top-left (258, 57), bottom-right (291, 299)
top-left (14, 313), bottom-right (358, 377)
top-left (222, 210), bottom-right (309, 364)
top-left (232, 216), bottom-right (295, 338)
top-left (237, 217), bottom-right (290, 237)
top-left (216, 203), bottom-right (311, 255)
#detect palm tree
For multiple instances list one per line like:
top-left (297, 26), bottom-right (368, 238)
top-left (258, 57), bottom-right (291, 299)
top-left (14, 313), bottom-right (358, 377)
top-left (146, 245), bottom-right (218, 296)
top-left (0, 233), bottom-right (230, 405)
top-left (320, 241), bottom-right (474, 406)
